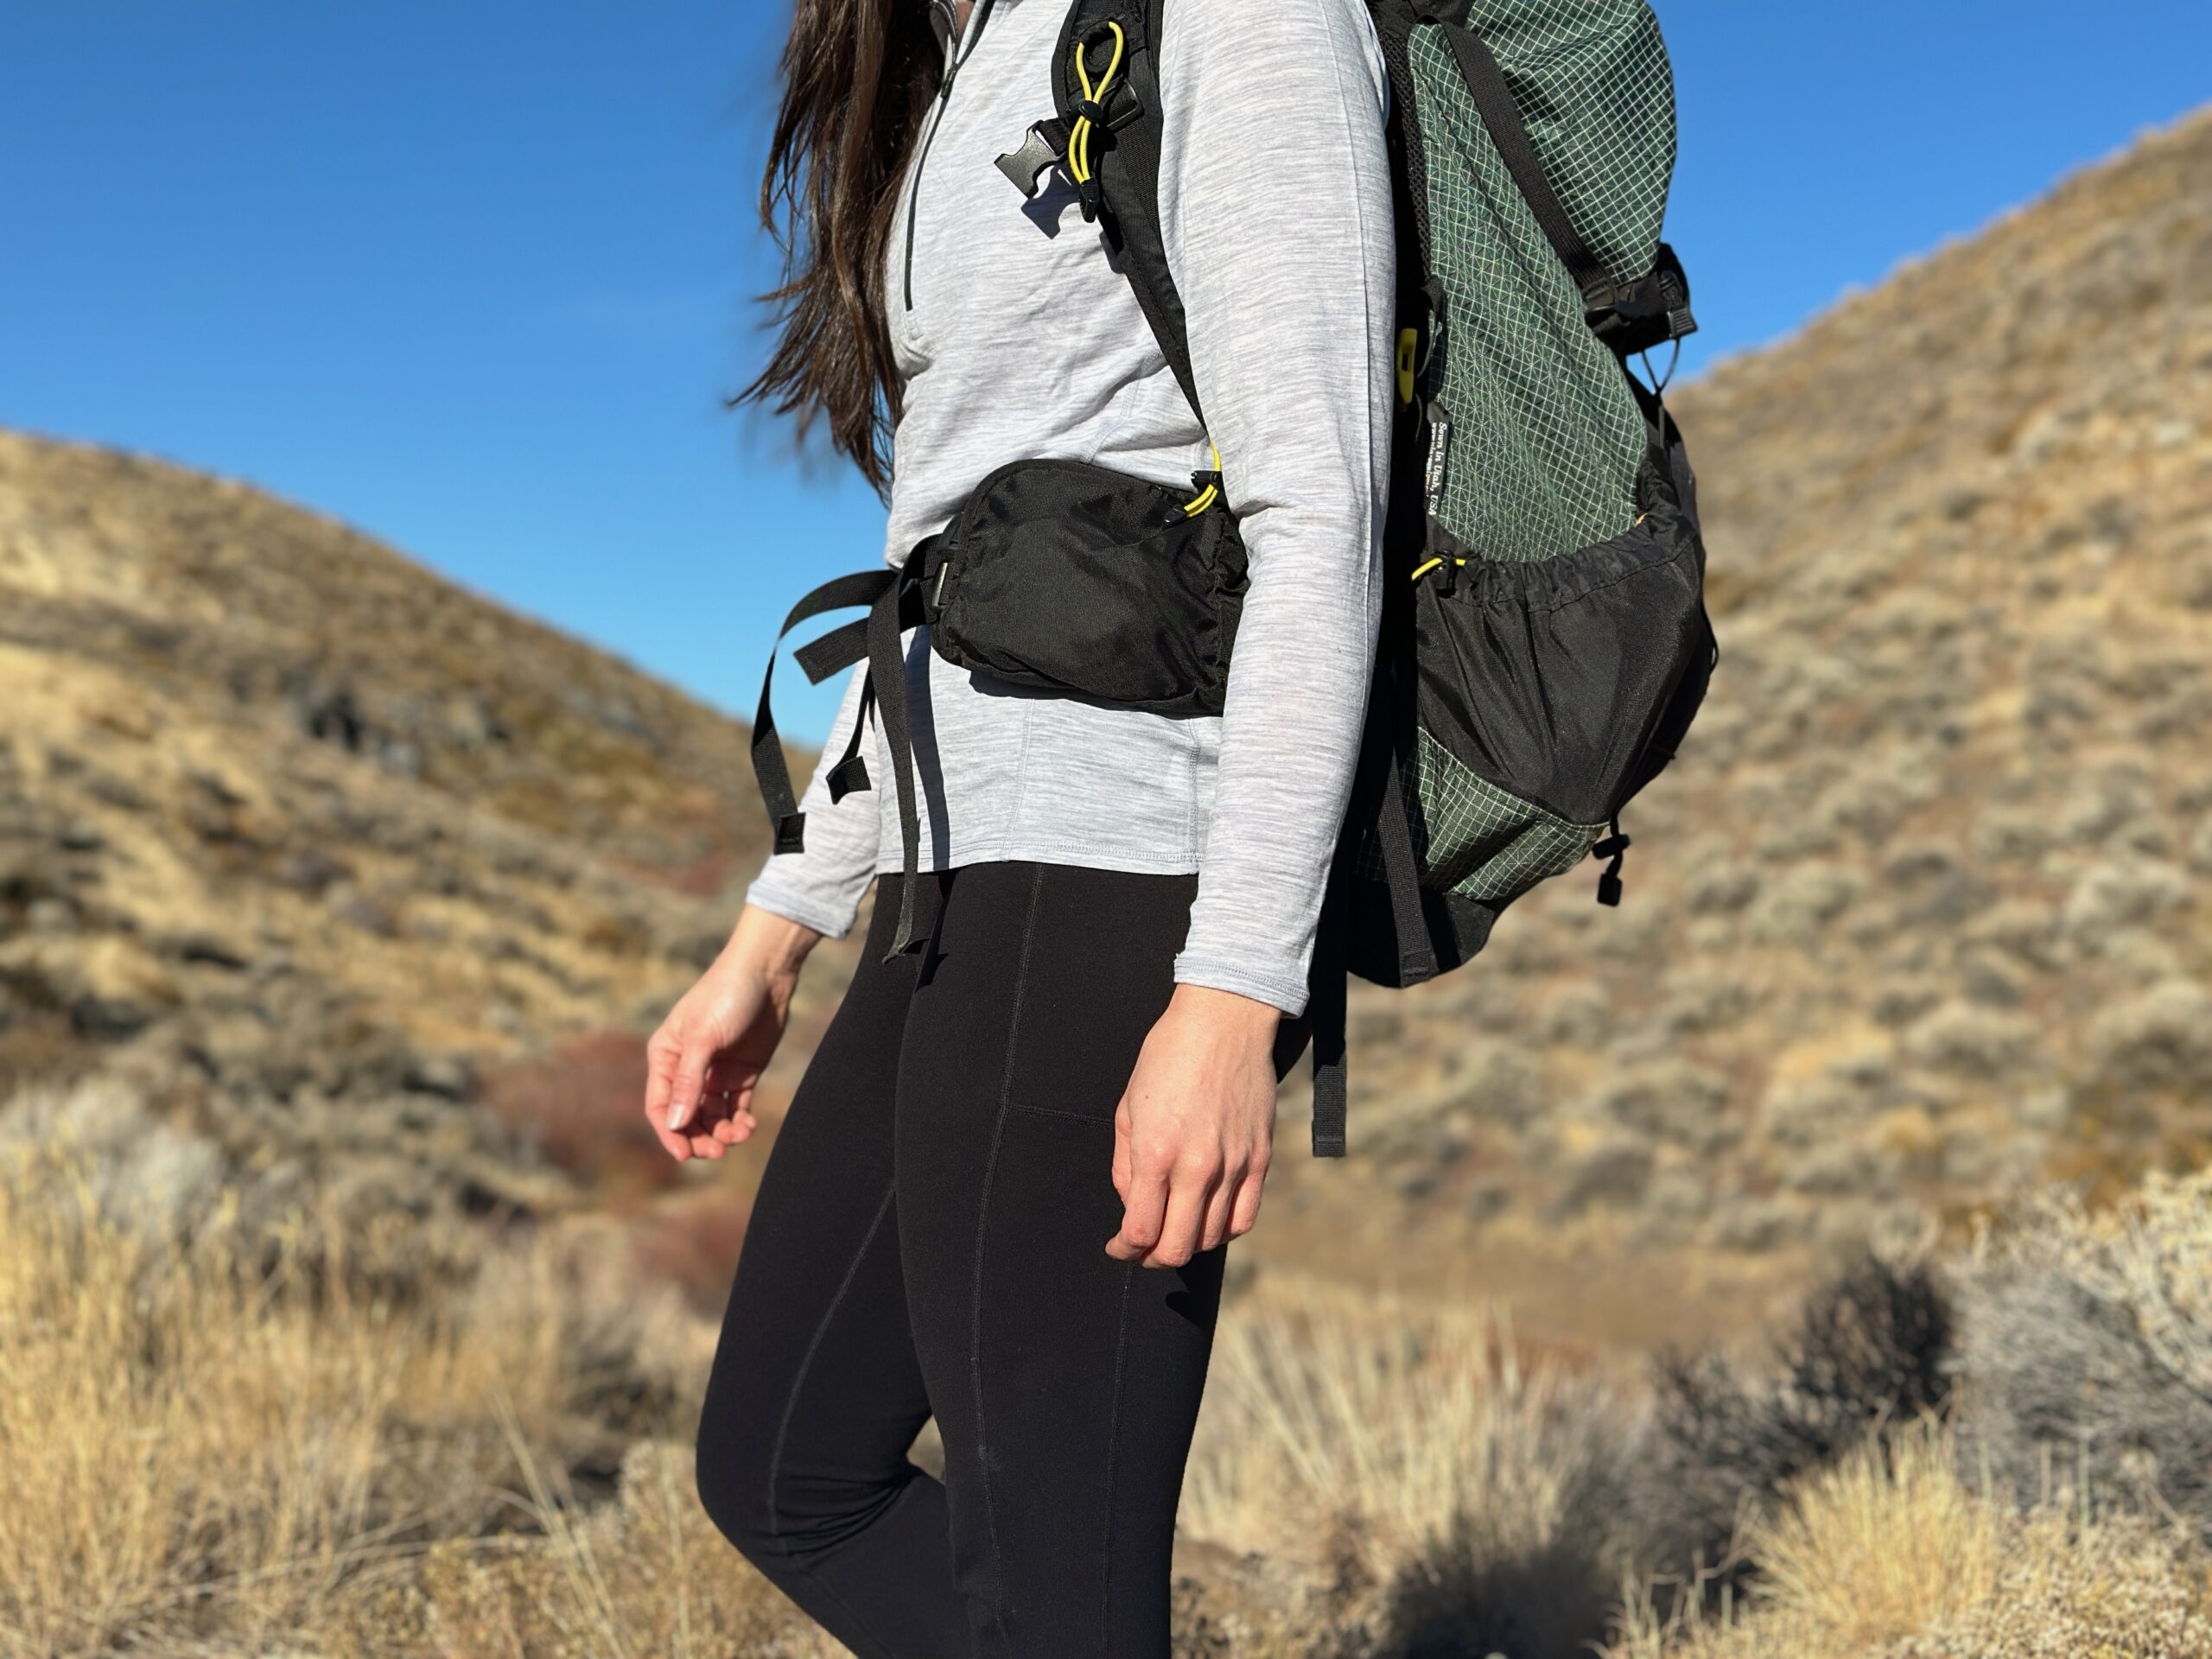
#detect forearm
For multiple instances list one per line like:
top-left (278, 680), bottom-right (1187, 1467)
top-left (1159, 0), bottom-right (1395, 1014)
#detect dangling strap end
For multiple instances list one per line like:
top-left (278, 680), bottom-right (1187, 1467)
top-left (773, 813), bottom-right (808, 857)
top-left (883, 870), bottom-right (925, 962)
top-left (1592, 820), bottom-right (1630, 906)
top-left (826, 756), bottom-right (871, 804)
top-left (1311, 1055), bottom-right (1348, 1159)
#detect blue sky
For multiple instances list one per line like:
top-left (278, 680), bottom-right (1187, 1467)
top-left (3, 3), bottom-right (2208, 743)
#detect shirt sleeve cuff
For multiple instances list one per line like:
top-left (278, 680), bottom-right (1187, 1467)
top-left (745, 873), bottom-right (864, 942)
top-left (1173, 951), bottom-right (1311, 1020)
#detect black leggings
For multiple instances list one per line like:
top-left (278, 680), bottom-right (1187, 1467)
top-left (696, 862), bottom-right (1258, 1658)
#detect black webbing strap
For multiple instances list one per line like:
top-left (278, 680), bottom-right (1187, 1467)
top-left (865, 569), bottom-right (930, 957)
top-left (1431, 19), bottom-right (1610, 305)
top-left (1054, 0), bottom-right (1205, 426)
top-left (752, 569), bottom-right (900, 855)
top-left (1372, 639), bottom-right (1438, 986)
top-left (1375, 734), bottom-right (1436, 984)
top-left (1309, 850), bottom-right (1351, 1157)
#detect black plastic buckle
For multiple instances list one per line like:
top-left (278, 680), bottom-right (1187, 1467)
top-left (1586, 243), bottom-right (1698, 358)
top-left (995, 119), bottom-right (1066, 198)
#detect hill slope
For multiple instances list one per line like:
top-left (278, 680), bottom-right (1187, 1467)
top-left (4, 110), bottom-right (2209, 1346)
top-left (1257, 107), bottom-right (2212, 1344)
top-left (0, 433), bottom-right (843, 1230)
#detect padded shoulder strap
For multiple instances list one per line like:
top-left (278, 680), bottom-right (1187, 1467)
top-left (1053, 0), bottom-right (1204, 425)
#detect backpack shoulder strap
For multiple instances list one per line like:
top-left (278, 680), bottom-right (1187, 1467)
top-left (1042, 0), bottom-right (1205, 426)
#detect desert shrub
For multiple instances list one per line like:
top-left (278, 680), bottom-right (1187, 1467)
top-left (1954, 1172), bottom-right (2212, 1530)
top-left (1607, 1426), bottom-right (2212, 1659)
top-left (2060, 853), bottom-right (2193, 939)
top-left (321, 1441), bottom-right (817, 1659)
top-left (1620, 1257), bottom-right (1952, 1586)
top-left (2082, 978), bottom-right (2212, 1095)
top-left (1181, 1280), bottom-right (1632, 1659)
top-left (0, 1127), bottom-right (714, 1659)
top-left (1900, 1002), bottom-right (2042, 1081)
top-left (1587, 1062), bottom-right (1738, 1155)
top-left (1744, 863), bottom-right (1866, 950)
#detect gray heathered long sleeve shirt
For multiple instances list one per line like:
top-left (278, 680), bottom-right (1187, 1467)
top-left (746, 0), bottom-right (1394, 1016)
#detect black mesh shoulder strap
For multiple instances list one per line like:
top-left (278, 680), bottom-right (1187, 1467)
top-left (1052, 0), bottom-right (1204, 426)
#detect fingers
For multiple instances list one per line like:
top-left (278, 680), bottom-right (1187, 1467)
top-left (643, 1026), bottom-right (690, 1161)
top-left (1106, 1138), bottom-right (1170, 1262)
top-left (1108, 1141), bottom-right (1225, 1269)
top-left (1198, 1160), bottom-right (1242, 1254)
top-left (1111, 1098), bottom-right (1135, 1203)
top-left (1227, 1147), bottom-right (1270, 1241)
top-left (705, 1056), bottom-right (766, 1132)
top-left (664, 1033), bottom-right (714, 1133)
top-left (1141, 1155), bottom-right (1217, 1269)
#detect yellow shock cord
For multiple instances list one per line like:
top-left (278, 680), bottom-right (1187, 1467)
top-left (1184, 441), bottom-right (1222, 516)
top-left (1067, 23), bottom-right (1126, 188)
top-left (1065, 26), bottom-right (1214, 521)
top-left (1412, 515), bottom-right (1648, 580)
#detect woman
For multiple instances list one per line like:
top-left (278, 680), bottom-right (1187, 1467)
top-left (648, 0), bottom-right (1392, 1650)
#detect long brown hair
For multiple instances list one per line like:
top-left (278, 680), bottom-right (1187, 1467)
top-left (741, 0), bottom-right (943, 493)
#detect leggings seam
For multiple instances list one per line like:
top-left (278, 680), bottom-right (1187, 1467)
top-left (766, 1179), bottom-right (898, 1548)
top-left (969, 861), bottom-right (1047, 1654)
top-left (1097, 1262), bottom-right (1135, 1652)
top-left (759, 1180), bottom-right (903, 1659)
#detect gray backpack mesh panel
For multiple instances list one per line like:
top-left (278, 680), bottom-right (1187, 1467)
top-left (1411, 1), bottom-right (1675, 569)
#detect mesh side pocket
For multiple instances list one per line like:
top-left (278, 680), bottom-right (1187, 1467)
top-left (1359, 728), bottom-right (1606, 904)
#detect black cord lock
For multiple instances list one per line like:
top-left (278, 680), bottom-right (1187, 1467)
top-left (1592, 818), bottom-right (1632, 907)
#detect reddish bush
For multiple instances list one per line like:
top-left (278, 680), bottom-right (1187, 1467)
top-left (480, 1030), bottom-right (675, 1198)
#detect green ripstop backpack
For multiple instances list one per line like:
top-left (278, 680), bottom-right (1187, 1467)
top-left (1000, 0), bottom-right (1717, 1150)
top-left (751, 0), bottom-right (1715, 1155)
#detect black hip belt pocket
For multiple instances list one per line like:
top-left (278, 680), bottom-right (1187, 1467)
top-left (747, 455), bottom-right (1245, 962)
top-left (918, 458), bottom-right (1247, 716)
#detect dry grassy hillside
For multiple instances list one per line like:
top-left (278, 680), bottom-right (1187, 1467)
top-left (4, 92), bottom-right (2212, 1659)
top-left (0, 433), bottom-right (851, 1253)
top-left (5, 108), bottom-right (2209, 1350)
top-left (1260, 107), bottom-right (2212, 1347)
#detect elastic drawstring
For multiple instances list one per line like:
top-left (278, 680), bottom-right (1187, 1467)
top-left (1184, 440), bottom-right (1223, 517)
top-left (1066, 22), bottom-right (1126, 208)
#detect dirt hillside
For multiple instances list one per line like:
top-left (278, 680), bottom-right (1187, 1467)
top-left (0, 431), bottom-right (853, 1247)
top-left (3, 108), bottom-right (2208, 1345)
top-left (1257, 106), bottom-right (2212, 1347)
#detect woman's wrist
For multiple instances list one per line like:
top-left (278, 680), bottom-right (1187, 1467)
top-left (721, 903), bottom-right (822, 994)
top-left (1166, 982), bottom-right (1281, 1047)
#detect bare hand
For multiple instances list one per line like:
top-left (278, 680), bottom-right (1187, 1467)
top-left (644, 906), bottom-right (820, 1163)
top-left (1107, 985), bottom-right (1281, 1268)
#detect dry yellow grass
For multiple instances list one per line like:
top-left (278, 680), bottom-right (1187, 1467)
top-left (10, 1115), bottom-right (2212, 1659)
top-left (0, 1127), bottom-right (785, 1659)
top-left (1606, 1425), bottom-right (2212, 1659)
